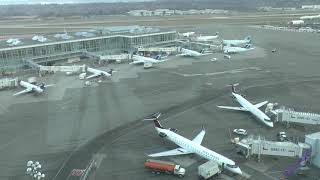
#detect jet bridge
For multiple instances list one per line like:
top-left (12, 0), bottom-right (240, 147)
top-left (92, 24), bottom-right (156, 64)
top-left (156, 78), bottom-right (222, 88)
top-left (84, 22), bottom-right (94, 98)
top-left (0, 78), bottom-right (18, 89)
top-left (99, 54), bottom-right (131, 63)
top-left (39, 64), bottom-right (86, 74)
top-left (235, 136), bottom-right (311, 162)
top-left (137, 47), bottom-right (179, 53)
top-left (274, 106), bottom-right (320, 125)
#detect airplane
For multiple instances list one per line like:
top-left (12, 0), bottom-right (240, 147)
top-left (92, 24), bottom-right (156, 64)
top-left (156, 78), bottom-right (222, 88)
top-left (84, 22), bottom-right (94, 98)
top-left (86, 67), bottom-right (114, 79)
top-left (222, 36), bottom-right (251, 47)
top-left (217, 84), bottom-right (273, 127)
top-left (223, 45), bottom-right (254, 54)
top-left (129, 55), bottom-right (167, 65)
top-left (7, 38), bottom-right (22, 46)
top-left (195, 32), bottom-right (219, 42)
top-left (177, 48), bottom-right (211, 57)
top-left (13, 80), bottom-right (54, 96)
top-left (145, 112), bottom-right (242, 175)
top-left (180, 32), bottom-right (195, 38)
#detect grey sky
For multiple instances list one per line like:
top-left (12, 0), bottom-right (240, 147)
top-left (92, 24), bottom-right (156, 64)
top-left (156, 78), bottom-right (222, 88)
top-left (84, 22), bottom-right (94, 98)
top-left (0, 0), bottom-right (154, 5)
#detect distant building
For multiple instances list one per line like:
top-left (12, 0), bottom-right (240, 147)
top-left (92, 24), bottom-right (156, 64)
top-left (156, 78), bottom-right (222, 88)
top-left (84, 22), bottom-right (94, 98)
top-left (301, 5), bottom-right (320, 9)
top-left (305, 132), bottom-right (320, 168)
top-left (128, 10), bottom-right (153, 16)
top-left (128, 9), bottom-right (228, 16)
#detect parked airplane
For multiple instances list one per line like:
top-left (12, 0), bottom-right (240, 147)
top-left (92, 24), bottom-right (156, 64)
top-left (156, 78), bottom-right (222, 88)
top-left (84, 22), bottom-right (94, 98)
top-left (13, 80), bottom-right (54, 96)
top-left (195, 32), bottom-right (219, 42)
top-left (86, 67), bottom-right (114, 79)
top-left (7, 38), bottom-right (22, 46)
top-left (223, 36), bottom-right (251, 46)
top-left (180, 32), bottom-right (195, 38)
top-left (223, 45), bottom-right (254, 54)
top-left (178, 48), bottom-right (211, 57)
top-left (130, 55), bottom-right (167, 65)
top-left (145, 112), bottom-right (242, 175)
top-left (217, 84), bottom-right (273, 127)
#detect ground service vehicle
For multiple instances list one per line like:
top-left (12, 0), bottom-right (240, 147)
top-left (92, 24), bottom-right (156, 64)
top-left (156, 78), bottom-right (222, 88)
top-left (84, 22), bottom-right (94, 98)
top-left (198, 160), bottom-right (221, 179)
top-left (144, 159), bottom-right (186, 177)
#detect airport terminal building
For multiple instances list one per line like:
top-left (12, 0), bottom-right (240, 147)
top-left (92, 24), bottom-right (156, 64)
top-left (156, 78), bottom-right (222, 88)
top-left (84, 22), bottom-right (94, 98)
top-left (0, 29), bottom-right (177, 71)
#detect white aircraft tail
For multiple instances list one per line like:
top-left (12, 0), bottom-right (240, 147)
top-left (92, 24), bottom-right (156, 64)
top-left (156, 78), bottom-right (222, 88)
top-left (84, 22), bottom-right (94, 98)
top-left (229, 83), bottom-right (239, 93)
top-left (245, 36), bottom-right (251, 43)
top-left (144, 112), bottom-right (163, 129)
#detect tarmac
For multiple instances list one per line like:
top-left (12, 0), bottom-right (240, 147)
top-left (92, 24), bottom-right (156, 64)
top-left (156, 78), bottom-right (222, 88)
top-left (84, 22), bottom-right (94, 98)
top-left (0, 20), bottom-right (320, 180)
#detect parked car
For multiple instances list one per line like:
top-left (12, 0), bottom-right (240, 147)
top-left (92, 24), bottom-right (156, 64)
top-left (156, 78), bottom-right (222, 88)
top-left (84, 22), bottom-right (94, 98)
top-left (233, 129), bottom-right (247, 135)
top-left (277, 131), bottom-right (287, 142)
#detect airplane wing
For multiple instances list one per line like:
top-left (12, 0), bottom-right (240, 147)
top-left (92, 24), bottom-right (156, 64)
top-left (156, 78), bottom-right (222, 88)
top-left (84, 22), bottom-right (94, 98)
top-left (129, 60), bottom-right (145, 65)
top-left (254, 101), bottom-right (268, 108)
top-left (13, 88), bottom-right (33, 96)
top-left (86, 73), bottom-right (99, 79)
top-left (192, 129), bottom-right (206, 145)
top-left (148, 147), bottom-right (192, 157)
top-left (217, 105), bottom-right (248, 111)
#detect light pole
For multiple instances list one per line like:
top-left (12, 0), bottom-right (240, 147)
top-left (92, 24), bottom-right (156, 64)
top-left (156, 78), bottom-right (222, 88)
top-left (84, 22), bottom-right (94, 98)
top-left (26, 161), bottom-right (45, 179)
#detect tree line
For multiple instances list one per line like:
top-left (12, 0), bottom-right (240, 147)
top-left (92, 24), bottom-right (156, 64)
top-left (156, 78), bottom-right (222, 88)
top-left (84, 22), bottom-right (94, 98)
top-left (0, 0), bottom-right (316, 17)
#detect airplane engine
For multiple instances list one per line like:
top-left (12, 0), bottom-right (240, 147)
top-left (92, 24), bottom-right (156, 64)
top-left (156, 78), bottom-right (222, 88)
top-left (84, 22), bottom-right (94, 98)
top-left (159, 132), bottom-right (167, 138)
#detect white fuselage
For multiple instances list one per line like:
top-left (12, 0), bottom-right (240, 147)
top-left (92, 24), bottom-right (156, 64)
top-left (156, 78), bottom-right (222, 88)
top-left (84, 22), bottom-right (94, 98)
top-left (223, 40), bottom-right (250, 47)
top-left (233, 92), bottom-right (273, 127)
top-left (87, 67), bottom-right (111, 77)
top-left (20, 81), bottom-right (43, 93)
top-left (223, 46), bottom-right (253, 54)
top-left (132, 55), bottom-right (159, 64)
top-left (180, 48), bottom-right (202, 57)
top-left (155, 127), bottom-right (242, 174)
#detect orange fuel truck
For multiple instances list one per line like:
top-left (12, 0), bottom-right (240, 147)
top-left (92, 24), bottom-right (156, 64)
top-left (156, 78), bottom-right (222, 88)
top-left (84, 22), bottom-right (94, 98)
top-left (144, 159), bottom-right (186, 178)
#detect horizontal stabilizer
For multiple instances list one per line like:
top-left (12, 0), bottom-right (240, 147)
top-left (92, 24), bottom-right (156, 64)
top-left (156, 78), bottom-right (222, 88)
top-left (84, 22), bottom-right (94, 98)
top-left (254, 101), bottom-right (268, 108)
top-left (44, 84), bottom-right (55, 88)
top-left (144, 112), bottom-right (162, 121)
top-left (148, 147), bottom-right (192, 157)
top-left (217, 105), bottom-right (248, 111)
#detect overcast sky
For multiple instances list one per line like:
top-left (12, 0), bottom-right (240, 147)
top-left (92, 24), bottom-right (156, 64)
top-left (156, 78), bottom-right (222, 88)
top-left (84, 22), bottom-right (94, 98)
top-left (0, 0), bottom-right (154, 5)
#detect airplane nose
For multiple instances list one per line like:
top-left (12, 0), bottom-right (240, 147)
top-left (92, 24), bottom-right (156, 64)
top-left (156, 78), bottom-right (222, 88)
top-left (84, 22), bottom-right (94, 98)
top-left (234, 167), bottom-right (242, 175)
top-left (268, 122), bottom-right (274, 127)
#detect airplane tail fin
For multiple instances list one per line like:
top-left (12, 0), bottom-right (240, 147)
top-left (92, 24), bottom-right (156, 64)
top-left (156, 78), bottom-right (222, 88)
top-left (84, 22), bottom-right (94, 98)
top-left (230, 83), bottom-right (239, 93)
top-left (245, 36), bottom-right (251, 42)
top-left (144, 112), bottom-right (163, 129)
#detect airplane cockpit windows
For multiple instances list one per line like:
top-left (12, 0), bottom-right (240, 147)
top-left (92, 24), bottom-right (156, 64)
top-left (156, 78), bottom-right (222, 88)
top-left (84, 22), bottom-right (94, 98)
top-left (159, 132), bottom-right (167, 138)
top-left (226, 164), bottom-right (239, 168)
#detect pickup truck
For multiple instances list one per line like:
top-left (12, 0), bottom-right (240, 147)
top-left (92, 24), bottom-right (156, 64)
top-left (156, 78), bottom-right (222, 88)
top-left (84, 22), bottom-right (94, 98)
top-left (144, 159), bottom-right (185, 177)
